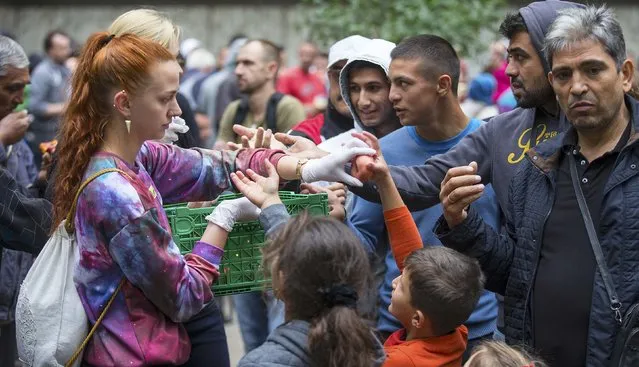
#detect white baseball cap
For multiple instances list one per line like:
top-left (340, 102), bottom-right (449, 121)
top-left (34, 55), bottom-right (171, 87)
top-left (327, 35), bottom-right (371, 69)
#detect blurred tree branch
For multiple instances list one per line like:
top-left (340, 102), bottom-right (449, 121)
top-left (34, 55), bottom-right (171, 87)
top-left (300, 0), bottom-right (506, 57)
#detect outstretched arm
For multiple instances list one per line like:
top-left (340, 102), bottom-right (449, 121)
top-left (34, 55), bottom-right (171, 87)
top-left (349, 121), bottom-right (495, 211)
top-left (354, 132), bottom-right (424, 272)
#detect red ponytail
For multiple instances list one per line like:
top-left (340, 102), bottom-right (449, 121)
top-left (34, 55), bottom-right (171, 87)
top-left (53, 32), bottom-right (174, 229)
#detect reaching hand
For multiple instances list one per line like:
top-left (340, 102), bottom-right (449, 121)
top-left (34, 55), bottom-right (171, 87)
top-left (231, 159), bottom-right (282, 209)
top-left (300, 139), bottom-right (376, 187)
top-left (205, 197), bottom-right (261, 232)
top-left (300, 183), bottom-right (347, 221)
top-left (439, 162), bottom-right (485, 228)
top-left (0, 111), bottom-right (30, 146)
top-left (274, 133), bottom-right (329, 159)
top-left (159, 116), bottom-right (190, 144)
top-left (228, 125), bottom-right (287, 151)
top-left (351, 131), bottom-right (390, 183)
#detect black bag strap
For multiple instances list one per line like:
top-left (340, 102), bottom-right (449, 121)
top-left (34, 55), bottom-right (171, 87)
top-left (233, 97), bottom-right (250, 126)
top-left (233, 92), bottom-right (284, 133)
top-left (568, 152), bottom-right (623, 324)
top-left (266, 92), bottom-right (284, 132)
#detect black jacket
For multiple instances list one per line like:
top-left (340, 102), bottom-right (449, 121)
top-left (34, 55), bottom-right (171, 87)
top-left (0, 167), bottom-right (51, 258)
top-left (436, 96), bottom-right (639, 366)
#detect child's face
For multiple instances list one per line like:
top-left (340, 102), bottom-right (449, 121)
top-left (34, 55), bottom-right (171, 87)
top-left (389, 271), bottom-right (416, 327)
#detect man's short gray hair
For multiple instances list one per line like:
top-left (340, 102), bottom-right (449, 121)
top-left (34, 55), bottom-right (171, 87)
top-left (544, 5), bottom-right (626, 71)
top-left (0, 35), bottom-right (29, 77)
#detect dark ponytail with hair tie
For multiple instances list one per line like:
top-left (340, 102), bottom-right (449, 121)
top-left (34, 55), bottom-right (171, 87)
top-left (319, 284), bottom-right (358, 309)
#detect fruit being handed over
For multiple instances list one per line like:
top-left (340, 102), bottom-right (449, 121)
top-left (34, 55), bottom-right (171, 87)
top-left (351, 155), bottom-right (375, 183)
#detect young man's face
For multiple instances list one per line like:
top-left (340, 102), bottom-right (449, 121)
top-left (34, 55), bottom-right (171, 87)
top-left (505, 31), bottom-right (555, 108)
top-left (549, 39), bottom-right (632, 131)
top-left (348, 66), bottom-right (394, 128)
top-left (389, 57), bottom-right (438, 126)
top-left (389, 271), bottom-right (417, 328)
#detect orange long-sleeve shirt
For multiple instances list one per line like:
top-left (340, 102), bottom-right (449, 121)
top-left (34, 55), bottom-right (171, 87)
top-left (383, 206), bottom-right (424, 272)
top-left (382, 205), bottom-right (467, 367)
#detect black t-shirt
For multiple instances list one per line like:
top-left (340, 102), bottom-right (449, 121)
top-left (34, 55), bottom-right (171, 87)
top-left (320, 101), bottom-right (354, 140)
top-left (533, 121), bottom-right (631, 366)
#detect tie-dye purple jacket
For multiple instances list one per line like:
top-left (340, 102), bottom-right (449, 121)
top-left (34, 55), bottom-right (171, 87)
top-left (73, 142), bottom-right (285, 366)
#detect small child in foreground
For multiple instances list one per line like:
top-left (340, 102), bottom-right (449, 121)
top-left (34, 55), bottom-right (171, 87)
top-left (354, 131), bottom-right (486, 367)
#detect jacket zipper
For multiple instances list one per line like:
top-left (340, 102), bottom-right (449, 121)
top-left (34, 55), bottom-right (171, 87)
top-left (522, 155), bottom-right (555, 347)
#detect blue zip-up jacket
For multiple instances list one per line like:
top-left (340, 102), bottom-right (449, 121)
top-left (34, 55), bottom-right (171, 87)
top-left (436, 95), bottom-right (639, 366)
top-left (349, 121), bottom-right (499, 340)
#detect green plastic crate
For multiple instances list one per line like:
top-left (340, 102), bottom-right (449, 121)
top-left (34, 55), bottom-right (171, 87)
top-left (164, 191), bottom-right (329, 296)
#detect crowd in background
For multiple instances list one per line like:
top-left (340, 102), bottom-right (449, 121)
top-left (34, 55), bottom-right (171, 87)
top-left (2, 1), bottom-right (639, 367)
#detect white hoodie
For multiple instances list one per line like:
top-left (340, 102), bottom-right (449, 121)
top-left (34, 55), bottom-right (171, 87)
top-left (319, 38), bottom-right (396, 152)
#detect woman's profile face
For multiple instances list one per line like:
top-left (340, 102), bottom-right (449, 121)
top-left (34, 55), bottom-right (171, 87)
top-left (128, 59), bottom-right (182, 141)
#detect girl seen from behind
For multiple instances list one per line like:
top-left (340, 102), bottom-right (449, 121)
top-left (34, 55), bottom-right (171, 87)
top-left (229, 162), bottom-right (386, 367)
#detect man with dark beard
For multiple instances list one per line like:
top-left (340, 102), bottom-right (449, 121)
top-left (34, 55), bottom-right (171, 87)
top-left (215, 39), bottom-right (305, 147)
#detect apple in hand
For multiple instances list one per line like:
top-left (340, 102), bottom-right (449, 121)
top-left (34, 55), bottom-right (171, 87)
top-left (351, 155), bottom-right (376, 182)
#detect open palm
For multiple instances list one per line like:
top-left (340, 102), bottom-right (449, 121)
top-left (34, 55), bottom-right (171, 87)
top-left (231, 160), bottom-right (281, 209)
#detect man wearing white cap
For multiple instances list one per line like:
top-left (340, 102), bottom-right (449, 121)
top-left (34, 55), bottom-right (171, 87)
top-left (288, 35), bottom-right (370, 145)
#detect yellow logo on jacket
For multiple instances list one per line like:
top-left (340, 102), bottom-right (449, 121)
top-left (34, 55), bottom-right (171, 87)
top-left (507, 124), bottom-right (559, 164)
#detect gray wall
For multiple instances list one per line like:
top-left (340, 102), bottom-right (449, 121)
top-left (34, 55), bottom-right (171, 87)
top-left (2, 3), bottom-right (639, 66)
top-left (0, 4), bottom-right (310, 67)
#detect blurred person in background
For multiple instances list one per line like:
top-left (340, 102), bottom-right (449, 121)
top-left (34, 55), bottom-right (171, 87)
top-left (180, 38), bottom-right (204, 83)
top-left (216, 46), bottom-right (229, 71)
top-left (489, 39), bottom-right (510, 105)
top-left (27, 30), bottom-right (71, 169)
top-left (461, 71), bottom-right (499, 120)
top-left (277, 41), bottom-right (327, 118)
top-left (313, 51), bottom-right (329, 90)
top-left (196, 35), bottom-right (247, 146)
top-left (216, 39), bottom-right (305, 148)
top-left (180, 48), bottom-right (217, 110)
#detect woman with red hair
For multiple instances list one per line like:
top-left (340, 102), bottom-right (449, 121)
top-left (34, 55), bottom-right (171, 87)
top-left (53, 32), bottom-right (371, 366)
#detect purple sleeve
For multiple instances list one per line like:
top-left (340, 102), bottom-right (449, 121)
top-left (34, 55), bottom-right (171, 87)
top-left (138, 142), bottom-right (286, 204)
top-left (77, 173), bottom-right (222, 323)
